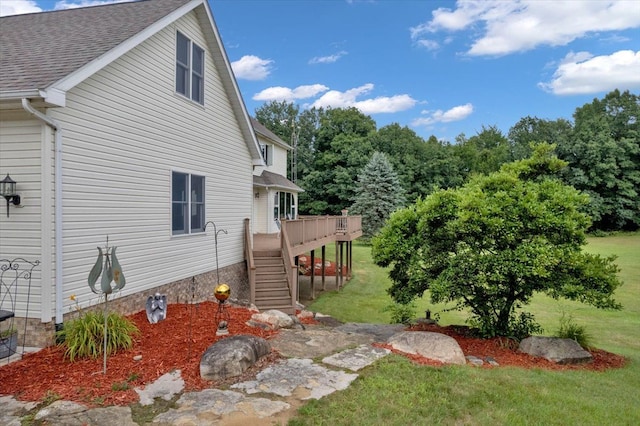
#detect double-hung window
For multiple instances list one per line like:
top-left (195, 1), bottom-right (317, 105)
top-left (176, 31), bottom-right (204, 104)
top-left (259, 143), bottom-right (272, 166)
top-left (172, 171), bottom-right (205, 235)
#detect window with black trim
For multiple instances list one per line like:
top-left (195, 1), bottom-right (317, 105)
top-left (259, 143), bottom-right (272, 166)
top-left (172, 171), bottom-right (205, 235)
top-left (176, 31), bottom-right (204, 104)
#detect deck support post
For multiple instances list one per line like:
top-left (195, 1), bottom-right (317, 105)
top-left (310, 249), bottom-right (315, 300)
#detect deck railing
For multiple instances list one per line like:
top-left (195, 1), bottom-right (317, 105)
top-left (284, 215), bottom-right (362, 254)
top-left (280, 226), bottom-right (296, 309)
top-left (243, 219), bottom-right (256, 304)
top-left (247, 215), bottom-right (362, 310)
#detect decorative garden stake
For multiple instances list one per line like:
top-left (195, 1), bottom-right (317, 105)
top-left (203, 221), bottom-right (230, 334)
top-left (214, 283), bottom-right (231, 335)
top-left (203, 221), bottom-right (227, 285)
top-left (188, 276), bottom-right (197, 359)
top-left (87, 236), bottom-right (126, 374)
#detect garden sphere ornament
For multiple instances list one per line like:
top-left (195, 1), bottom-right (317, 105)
top-left (214, 283), bottom-right (230, 301)
top-left (203, 221), bottom-right (230, 335)
top-left (214, 283), bottom-right (231, 335)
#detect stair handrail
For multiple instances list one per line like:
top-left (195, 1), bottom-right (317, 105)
top-left (244, 219), bottom-right (256, 305)
top-left (280, 222), bottom-right (298, 309)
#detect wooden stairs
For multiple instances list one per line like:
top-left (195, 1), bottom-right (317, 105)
top-left (253, 247), bottom-right (295, 314)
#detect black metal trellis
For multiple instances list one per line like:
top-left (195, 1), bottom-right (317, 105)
top-left (0, 258), bottom-right (39, 360)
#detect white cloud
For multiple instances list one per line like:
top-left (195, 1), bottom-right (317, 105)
top-left (0, 0), bottom-right (135, 16)
top-left (253, 84), bottom-right (329, 102)
top-left (412, 0), bottom-right (640, 56)
top-left (416, 39), bottom-right (439, 51)
top-left (309, 84), bottom-right (417, 114)
top-left (54, 0), bottom-right (128, 9)
top-left (309, 51), bottom-right (348, 64)
top-left (0, 0), bottom-right (42, 16)
top-left (231, 55), bottom-right (274, 81)
top-left (539, 50), bottom-right (640, 95)
top-left (412, 103), bottom-right (474, 127)
top-left (253, 83), bottom-right (416, 114)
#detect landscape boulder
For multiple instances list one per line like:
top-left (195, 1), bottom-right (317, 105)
top-left (519, 336), bottom-right (593, 365)
top-left (388, 331), bottom-right (466, 365)
top-left (200, 335), bottom-right (271, 380)
top-left (247, 310), bottom-right (295, 330)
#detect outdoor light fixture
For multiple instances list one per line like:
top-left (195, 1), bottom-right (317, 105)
top-left (0, 174), bottom-right (21, 217)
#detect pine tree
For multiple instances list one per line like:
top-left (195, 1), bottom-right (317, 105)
top-left (351, 152), bottom-right (405, 239)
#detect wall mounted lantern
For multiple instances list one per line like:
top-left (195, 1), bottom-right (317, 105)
top-left (0, 174), bottom-right (21, 217)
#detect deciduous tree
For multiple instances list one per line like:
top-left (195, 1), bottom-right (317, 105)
top-left (372, 144), bottom-right (622, 338)
top-left (556, 90), bottom-right (640, 230)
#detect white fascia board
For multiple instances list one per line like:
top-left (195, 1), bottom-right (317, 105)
top-left (48, 0), bottom-right (204, 94)
top-left (199, 1), bottom-right (264, 164)
top-left (39, 88), bottom-right (66, 107)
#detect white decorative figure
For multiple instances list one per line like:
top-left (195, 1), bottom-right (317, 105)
top-left (146, 292), bottom-right (167, 324)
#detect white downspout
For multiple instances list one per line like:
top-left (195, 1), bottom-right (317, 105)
top-left (21, 98), bottom-right (64, 326)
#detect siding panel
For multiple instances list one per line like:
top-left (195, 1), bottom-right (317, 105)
top-left (0, 119), bottom-right (44, 318)
top-left (47, 12), bottom-right (253, 313)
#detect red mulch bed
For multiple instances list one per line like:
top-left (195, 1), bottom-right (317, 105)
top-left (375, 322), bottom-right (627, 371)
top-left (0, 303), bottom-right (627, 407)
top-left (298, 256), bottom-right (346, 276)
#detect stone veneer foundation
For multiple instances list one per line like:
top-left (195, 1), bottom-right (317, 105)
top-left (9, 262), bottom-right (249, 348)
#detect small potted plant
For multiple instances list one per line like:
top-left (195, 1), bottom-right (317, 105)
top-left (0, 326), bottom-right (18, 359)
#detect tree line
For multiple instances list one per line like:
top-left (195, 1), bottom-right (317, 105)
top-left (255, 89), bottom-right (639, 232)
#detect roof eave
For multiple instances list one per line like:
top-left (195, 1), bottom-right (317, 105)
top-left (0, 89), bottom-right (65, 107)
top-left (198, 4), bottom-right (263, 163)
top-left (49, 0), bottom-right (203, 96)
top-left (254, 182), bottom-right (304, 193)
top-left (0, 89), bottom-right (40, 100)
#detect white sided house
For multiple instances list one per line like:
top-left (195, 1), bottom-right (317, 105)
top-left (0, 0), bottom-right (264, 347)
top-left (251, 117), bottom-right (303, 234)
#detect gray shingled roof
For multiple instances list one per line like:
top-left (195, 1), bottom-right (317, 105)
top-left (0, 0), bottom-right (191, 92)
top-left (250, 117), bottom-right (292, 150)
top-left (254, 170), bottom-right (303, 193)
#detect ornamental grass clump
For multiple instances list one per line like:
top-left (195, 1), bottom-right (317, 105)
top-left (383, 301), bottom-right (417, 325)
top-left (57, 310), bottom-right (139, 362)
top-left (555, 312), bottom-right (592, 349)
top-left (57, 237), bottom-right (135, 371)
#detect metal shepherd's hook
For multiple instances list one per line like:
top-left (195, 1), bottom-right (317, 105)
top-left (203, 221), bottom-right (227, 284)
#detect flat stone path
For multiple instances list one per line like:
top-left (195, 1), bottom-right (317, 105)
top-left (4, 322), bottom-right (403, 425)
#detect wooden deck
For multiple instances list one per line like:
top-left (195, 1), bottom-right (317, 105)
top-left (247, 215), bottom-right (362, 312)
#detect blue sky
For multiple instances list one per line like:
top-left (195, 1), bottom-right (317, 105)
top-left (2, 0), bottom-right (640, 142)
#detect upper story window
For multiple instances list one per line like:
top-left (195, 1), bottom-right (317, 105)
top-left (260, 143), bottom-right (273, 166)
top-left (176, 31), bottom-right (204, 104)
top-left (172, 171), bottom-right (205, 235)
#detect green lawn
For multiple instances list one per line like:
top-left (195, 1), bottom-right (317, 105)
top-left (294, 233), bottom-right (640, 425)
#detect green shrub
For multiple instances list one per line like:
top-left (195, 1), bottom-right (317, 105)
top-left (56, 311), bottom-right (139, 361)
top-left (469, 311), bottom-right (543, 341)
top-left (383, 301), bottom-right (417, 325)
top-left (555, 312), bottom-right (592, 349)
